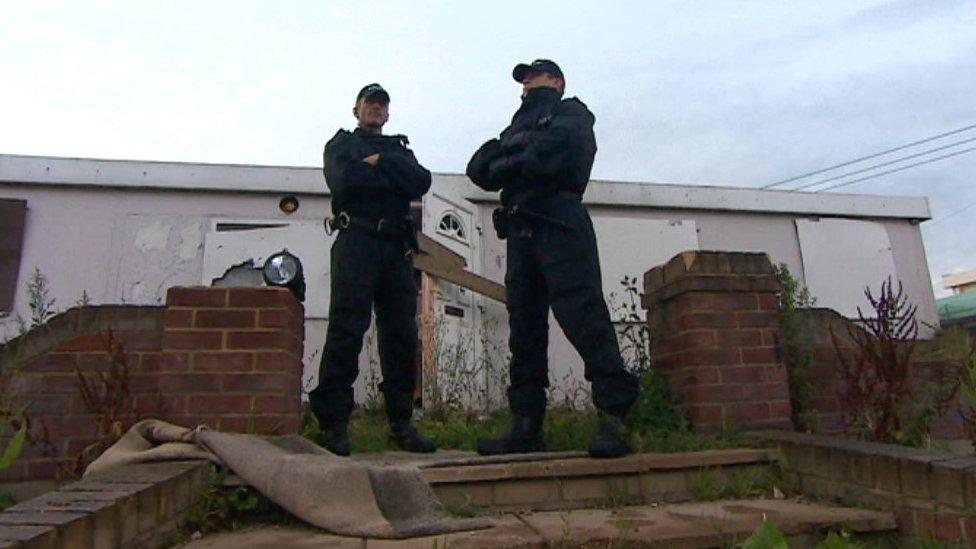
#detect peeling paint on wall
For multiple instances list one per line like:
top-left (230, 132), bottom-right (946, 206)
top-left (112, 215), bottom-right (208, 304)
top-left (201, 221), bottom-right (332, 317)
top-left (178, 223), bottom-right (203, 261)
top-left (133, 221), bottom-right (171, 254)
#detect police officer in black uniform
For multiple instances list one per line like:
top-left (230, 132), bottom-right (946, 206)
top-left (467, 60), bottom-right (639, 458)
top-left (309, 84), bottom-right (436, 456)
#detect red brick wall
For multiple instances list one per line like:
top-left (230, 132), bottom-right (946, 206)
top-left (643, 251), bottom-right (793, 433)
top-left (0, 287), bottom-right (304, 482)
top-left (159, 287), bottom-right (304, 433)
top-left (640, 251), bottom-right (966, 439)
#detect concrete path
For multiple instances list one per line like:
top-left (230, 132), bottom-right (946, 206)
top-left (181, 498), bottom-right (895, 548)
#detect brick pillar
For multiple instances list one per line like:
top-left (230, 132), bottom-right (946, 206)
top-left (158, 286), bottom-right (305, 434)
top-left (642, 251), bottom-right (792, 433)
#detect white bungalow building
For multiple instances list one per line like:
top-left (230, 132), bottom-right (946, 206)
top-left (0, 153), bottom-right (935, 409)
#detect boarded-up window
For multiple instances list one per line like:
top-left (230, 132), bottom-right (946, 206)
top-left (795, 218), bottom-right (897, 318)
top-left (0, 199), bottom-right (27, 312)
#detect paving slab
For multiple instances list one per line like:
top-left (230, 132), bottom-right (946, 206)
top-left (663, 499), bottom-right (896, 535)
top-left (179, 526), bottom-right (364, 548)
top-left (180, 498), bottom-right (895, 549)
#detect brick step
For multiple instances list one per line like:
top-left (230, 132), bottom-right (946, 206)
top-left (0, 448), bottom-right (783, 547)
top-left (367, 447), bottom-right (782, 512)
top-left (0, 460), bottom-right (211, 548)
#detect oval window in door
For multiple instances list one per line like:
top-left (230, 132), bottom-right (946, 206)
top-left (437, 211), bottom-right (467, 242)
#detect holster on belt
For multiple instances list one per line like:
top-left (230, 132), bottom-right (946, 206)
top-left (493, 201), bottom-right (574, 240)
top-left (492, 207), bottom-right (509, 240)
top-left (332, 213), bottom-right (419, 252)
top-left (402, 220), bottom-right (420, 253)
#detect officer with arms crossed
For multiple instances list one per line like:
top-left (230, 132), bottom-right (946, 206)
top-left (467, 60), bottom-right (639, 458)
top-left (309, 84), bottom-right (436, 456)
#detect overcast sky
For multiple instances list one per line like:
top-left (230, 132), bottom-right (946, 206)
top-left (1, 1), bottom-right (973, 297)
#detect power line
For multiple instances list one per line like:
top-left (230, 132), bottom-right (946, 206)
top-left (926, 200), bottom-right (976, 227)
top-left (792, 136), bottom-right (976, 191)
top-left (814, 146), bottom-right (976, 192)
top-left (761, 122), bottom-right (976, 189)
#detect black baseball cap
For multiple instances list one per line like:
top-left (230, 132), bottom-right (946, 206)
top-left (512, 59), bottom-right (564, 82)
top-left (356, 83), bottom-right (390, 103)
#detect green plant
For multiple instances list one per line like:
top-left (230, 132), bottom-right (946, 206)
top-left (75, 290), bottom-right (92, 307)
top-left (477, 314), bottom-right (510, 410)
top-left (961, 350), bottom-right (976, 451)
top-left (764, 458), bottom-right (798, 496)
top-left (688, 467), bottom-right (723, 501)
top-left (815, 530), bottom-right (867, 548)
top-left (945, 333), bottom-right (976, 452)
top-left (428, 314), bottom-right (508, 414)
top-left (604, 480), bottom-right (643, 508)
top-left (902, 373), bottom-right (962, 449)
top-left (625, 364), bottom-right (690, 445)
top-left (299, 407), bottom-right (320, 442)
top-left (772, 263), bottom-right (819, 432)
top-left (8, 267), bottom-right (58, 337)
top-left (360, 326), bottom-right (383, 411)
top-left (543, 408), bottom-right (597, 450)
top-left (183, 466), bottom-right (298, 535)
top-left (610, 276), bottom-right (690, 442)
top-left (546, 370), bottom-right (592, 411)
top-left (0, 324), bottom-right (30, 506)
top-left (0, 406), bottom-right (27, 509)
top-left (739, 520), bottom-right (788, 549)
top-left (726, 466), bottom-right (762, 499)
top-left (429, 315), bottom-right (479, 412)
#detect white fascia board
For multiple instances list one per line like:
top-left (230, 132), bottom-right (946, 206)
top-left (0, 154), bottom-right (328, 195)
top-left (458, 176), bottom-right (932, 221)
top-left (1, 154), bottom-right (931, 220)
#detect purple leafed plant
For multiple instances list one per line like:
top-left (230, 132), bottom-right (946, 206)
top-left (831, 277), bottom-right (918, 443)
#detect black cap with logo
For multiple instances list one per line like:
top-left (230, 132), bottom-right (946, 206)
top-left (512, 59), bottom-right (564, 82)
top-left (356, 83), bottom-right (390, 103)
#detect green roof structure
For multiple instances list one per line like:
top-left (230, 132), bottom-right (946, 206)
top-left (936, 292), bottom-right (976, 322)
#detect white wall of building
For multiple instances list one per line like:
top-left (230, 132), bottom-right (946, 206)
top-left (1, 154), bottom-right (937, 409)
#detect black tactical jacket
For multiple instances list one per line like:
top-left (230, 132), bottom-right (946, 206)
top-left (466, 87), bottom-right (597, 206)
top-left (323, 128), bottom-right (431, 219)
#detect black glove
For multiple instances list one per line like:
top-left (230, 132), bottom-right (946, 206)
top-left (500, 131), bottom-right (533, 152)
top-left (488, 154), bottom-right (521, 184)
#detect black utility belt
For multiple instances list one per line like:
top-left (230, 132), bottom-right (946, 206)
top-left (327, 212), bottom-right (413, 235)
top-left (492, 192), bottom-right (580, 240)
top-left (326, 212), bottom-right (419, 250)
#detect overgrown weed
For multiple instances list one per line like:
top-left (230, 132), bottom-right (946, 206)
top-left (773, 263), bottom-right (819, 432)
top-left (832, 278), bottom-right (960, 445)
top-left (182, 465), bottom-right (301, 536)
top-left (610, 276), bottom-right (693, 446)
top-left (687, 467), bottom-right (723, 501)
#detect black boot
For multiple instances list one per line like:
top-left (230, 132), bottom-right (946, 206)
top-left (476, 414), bottom-right (546, 455)
top-left (322, 422), bottom-right (350, 457)
top-left (389, 421), bottom-right (437, 453)
top-left (588, 413), bottom-right (630, 458)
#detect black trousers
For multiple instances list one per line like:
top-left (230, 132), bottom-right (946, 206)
top-left (505, 196), bottom-right (639, 418)
top-left (309, 228), bottom-right (418, 427)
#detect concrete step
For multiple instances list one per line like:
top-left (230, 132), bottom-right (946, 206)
top-left (182, 498), bottom-right (897, 548)
top-left (413, 448), bottom-right (781, 512)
